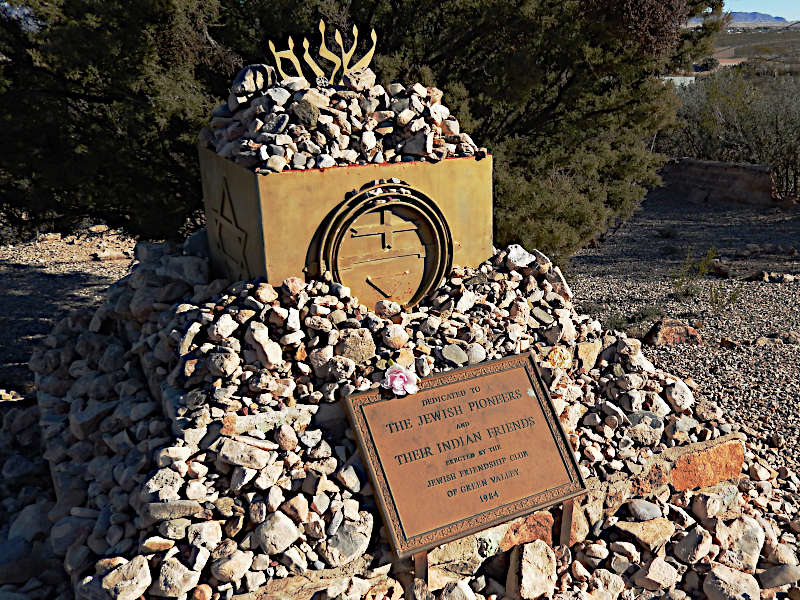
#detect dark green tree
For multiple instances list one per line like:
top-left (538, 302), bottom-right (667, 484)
top-left (0, 0), bottom-right (236, 238)
top-left (1, 0), bottom-right (723, 256)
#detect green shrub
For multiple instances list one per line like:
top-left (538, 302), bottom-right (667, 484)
top-left (670, 246), bottom-right (745, 314)
top-left (601, 304), bottom-right (664, 338)
top-left (605, 312), bottom-right (629, 332)
top-left (672, 246), bottom-right (716, 298)
top-left (708, 279), bottom-right (746, 315)
top-left (630, 305), bottom-right (665, 323)
top-left (657, 68), bottom-right (800, 201)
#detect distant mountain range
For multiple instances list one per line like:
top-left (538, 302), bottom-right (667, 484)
top-left (729, 11), bottom-right (787, 23)
top-left (690, 11), bottom-right (789, 25)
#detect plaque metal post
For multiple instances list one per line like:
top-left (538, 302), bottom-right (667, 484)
top-left (559, 498), bottom-right (575, 547)
top-left (404, 551), bottom-right (429, 600)
top-left (413, 551), bottom-right (428, 582)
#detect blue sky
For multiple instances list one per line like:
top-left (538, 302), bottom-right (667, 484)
top-left (725, 0), bottom-right (800, 20)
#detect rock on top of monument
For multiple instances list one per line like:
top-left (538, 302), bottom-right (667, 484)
top-left (201, 65), bottom-right (483, 172)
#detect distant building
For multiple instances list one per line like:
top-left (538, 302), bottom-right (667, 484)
top-left (717, 58), bottom-right (749, 68)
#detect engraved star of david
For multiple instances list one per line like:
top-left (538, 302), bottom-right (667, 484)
top-left (209, 179), bottom-right (250, 280)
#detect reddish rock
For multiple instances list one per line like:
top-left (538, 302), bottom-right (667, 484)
top-left (670, 439), bottom-right (744, 491)
top-left (220, 413), bottom-right (237, 436)
top-left (281, 494), bottom-right (309, 523)
top-left (719, 337), bottom-right (742, 350)
top-left (643, 318), bottom-right (702, 346)
top-left (499, 511), bottom-right (555, 551)
top-left (192, 584), bottom-right (213, 600)
top-left (564, 503), bottom-right (590, 546)
top-left (630, 462), bottom-right (670, 499)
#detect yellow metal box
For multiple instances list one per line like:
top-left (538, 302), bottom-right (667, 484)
top-left (199, 145), bottom-right (493, 308)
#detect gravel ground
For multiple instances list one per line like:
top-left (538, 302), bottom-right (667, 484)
top-left (0, 196), bottom-right (798, 597)
top-left (569, 187), bottom-right (800, 471)
top-left (0, 227), bottom-right (135, 395)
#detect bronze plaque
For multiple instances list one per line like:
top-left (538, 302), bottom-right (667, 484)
top-left (344, 353), bottom-right (586, 558)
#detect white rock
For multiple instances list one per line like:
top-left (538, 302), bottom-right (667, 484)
top-left (210, 550), bottom-right (253, 582)
top-left (382, 324), bottom-right (409, 349)
top-left (632, 556), bottom-right (679, 590)
top-left (101, 556), bottom-right (152, 600)
top-left (255, 511), bottom-right (299, 554)
top-left (506, 540), bottom-right (556, 599)
top-left (703, 564), bottom-right (761, 600)
top-left (665, 378), bottom-right (695, 412)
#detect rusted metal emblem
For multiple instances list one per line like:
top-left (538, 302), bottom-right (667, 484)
top-left (343, 353), bottom-right (586, 558)
top-left (314, 179), bottom-right (452, 308)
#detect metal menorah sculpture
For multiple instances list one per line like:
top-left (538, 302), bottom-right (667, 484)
top-left (268, 20), bottom-right (378, 85)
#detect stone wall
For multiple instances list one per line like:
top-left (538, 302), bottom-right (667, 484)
top-left (660, 158), bottom-right (776, 206)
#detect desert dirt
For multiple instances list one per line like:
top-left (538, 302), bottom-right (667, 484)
top-left (0, 227), bottom-right (135, 397)
top-left (569, 187), bottom-right (800, 469)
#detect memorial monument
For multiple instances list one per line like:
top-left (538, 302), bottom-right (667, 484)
top-left (199, 21), bottom-right (585, 578)
top-left (198, 21), bottom-right (493, 308)
top-left (28, 19), bottom-right (773, 600)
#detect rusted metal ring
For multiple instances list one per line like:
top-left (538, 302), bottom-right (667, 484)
top-left (317, 180), bottom-right (452, 307)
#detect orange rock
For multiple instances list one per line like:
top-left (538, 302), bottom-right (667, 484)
top-left (499, 511), bottom-right (555, 551)
top-left (192, 584), bottom-right (213, 600)
top-left (670, 439), bottom-right (744, 491)
top-left (220, 413), bottom-right (237, 436)
top-left (630, 462), bottom-right (670, 498)
top-left (564, 504), bottom-right (590, 546)
top-left (643, 318), bottom-right (702, 346)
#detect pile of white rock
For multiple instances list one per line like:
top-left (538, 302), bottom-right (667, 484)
top-left (199, 64), bottom-right (482, 172)
top-left (24, 234), bottom-right (800, 600)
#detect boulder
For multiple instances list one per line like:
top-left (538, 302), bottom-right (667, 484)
top-left (506, 540), bottom-right (556, 599)
top-left (255, 511), bottom-right (299, 554)
top-left (703, 564), bottom-right (760, 600)
top-left (643, 318), bottom-right (703, 346)
top-left (101, 556), bottom-right (152, 600)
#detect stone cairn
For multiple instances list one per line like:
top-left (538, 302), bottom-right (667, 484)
top-left (199, 64), bottom-right (482, 172)
top-left (21, 230), bottom-right (800, 600)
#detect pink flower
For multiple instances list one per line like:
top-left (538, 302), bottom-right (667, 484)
top-left (381, 364), bottom-right (419, 396)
